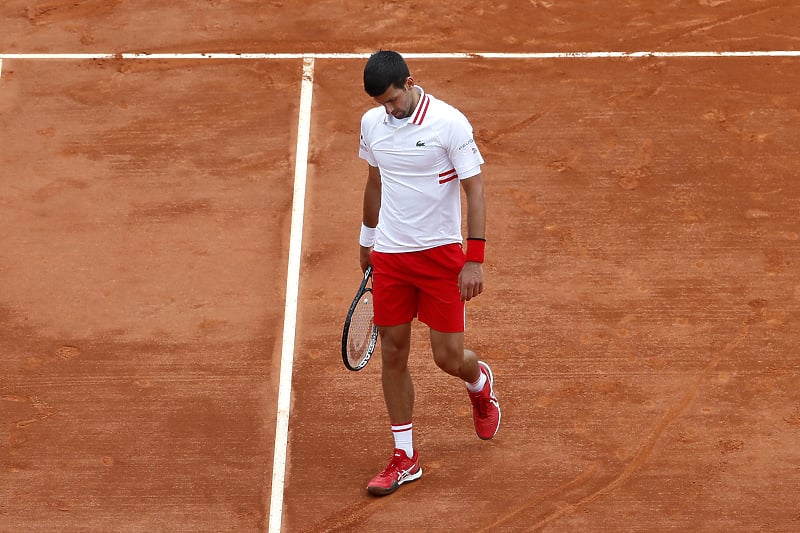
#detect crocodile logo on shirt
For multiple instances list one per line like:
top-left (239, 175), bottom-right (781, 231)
top-left (415, 140), bottom-right (426, 147)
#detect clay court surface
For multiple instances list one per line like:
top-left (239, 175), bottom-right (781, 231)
top-left (2, 2), bottom-right (800, 532)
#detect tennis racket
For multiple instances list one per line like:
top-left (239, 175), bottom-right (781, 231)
top-left (341, 265), bottom-right (378, 371)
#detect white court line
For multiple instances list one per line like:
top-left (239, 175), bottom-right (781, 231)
top-left (1, 50), bottom-right (800, 60)
top-left (269, 55), bottom-right (314, 533)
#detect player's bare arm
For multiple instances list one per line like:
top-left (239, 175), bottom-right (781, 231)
top-left (459, 173), bottom-right (486, 301)
top-left (360, 164), bottom-right (382, 272)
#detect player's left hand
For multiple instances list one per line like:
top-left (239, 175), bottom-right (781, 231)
top-left (459, 262), bottom-right (484, 301)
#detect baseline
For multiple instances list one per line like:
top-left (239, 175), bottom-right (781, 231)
top-left (1, 50), bottom-right (800, 61)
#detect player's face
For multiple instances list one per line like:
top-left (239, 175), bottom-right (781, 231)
top-left (373, 77), bottom-right (415, 119)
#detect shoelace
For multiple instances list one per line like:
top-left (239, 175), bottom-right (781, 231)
top-left (380, 454), bottom-right (404, 477)
top-left (470, 389), bottom-right (495, 417)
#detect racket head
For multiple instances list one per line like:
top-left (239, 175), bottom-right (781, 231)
top-left (341, 266), bottom-right (379, 371)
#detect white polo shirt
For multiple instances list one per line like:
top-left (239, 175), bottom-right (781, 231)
top-left (359, 86), bottom-right (484, 253)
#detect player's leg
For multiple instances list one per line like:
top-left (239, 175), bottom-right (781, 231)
top-left (371, 250), bottom-right (418, 426)
top-left (366, 323), bottom-right (421, 496)
top-left (417, 243), bottom-right (481, 385)
top-left (368, 252), bottom-right (422, 495)
top-left (429, 329), bottom-right (480, 382)
top-left (429, 330), bottom-right (500, 440)
top-left (416, 243), bottom-right (501, 440)
top-left (379, 323), bottom-right (414, 424)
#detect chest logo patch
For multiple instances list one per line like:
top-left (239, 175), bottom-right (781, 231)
top-left (415, 140), bottom-right (426, 147)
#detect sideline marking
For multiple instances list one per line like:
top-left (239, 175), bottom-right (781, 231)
top-left (1, 50), bottom-right (799, 60)
top-left (268, 55), bottom-right (315, 533)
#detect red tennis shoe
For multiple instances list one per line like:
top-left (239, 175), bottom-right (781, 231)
top-left (367, 449), bottom-right (422, 496)
top-left (468, 361), bottom-right (501, 440)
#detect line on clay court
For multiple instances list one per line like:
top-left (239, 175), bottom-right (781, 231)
top-left (1, 50), bottom-right (800, 60)
top-left (268, 55), bottom-right (314, 533)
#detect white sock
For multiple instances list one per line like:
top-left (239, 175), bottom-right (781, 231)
top-left (392, 422), bottom-right (414, 457)
top-left (466, 369), bottom-right (487, 393)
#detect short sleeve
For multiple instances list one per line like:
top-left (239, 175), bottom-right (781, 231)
top-left (359, 115), bottom-right (378, 166)
top-left (445, 112), bottom-right (484, 179)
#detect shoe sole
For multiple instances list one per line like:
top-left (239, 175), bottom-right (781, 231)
top-left (477, 361), bottom-right (501, 440)
top-left (367, 467), bottom-right (423, 496)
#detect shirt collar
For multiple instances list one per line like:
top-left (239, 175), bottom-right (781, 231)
top-left (384, 85), bottom-right (430, 126)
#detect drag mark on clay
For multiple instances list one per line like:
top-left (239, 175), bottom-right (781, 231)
top-left (477, 462), bottom-right (599, 532)
top-left (611, 139), bottom-right (653, 191)
top-left (25, 0), bottom-right (122, 25)
top-left (56, 345), bottom-right (81, 360)
top-left (526, 324), bottom-right (750, 530)
top-left (477, 111), bottom-right (547, 146)
top-left (2, 394), bottom-right (56, 428)
top-left (297, 500), bottom-right (389, 533)
top-left (298, 463), bottom-right (436, 533)
top-left (659, 5), bottom-right (783, 47)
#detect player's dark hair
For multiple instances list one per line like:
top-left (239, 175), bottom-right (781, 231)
top-left (363, 50), bottom-right (410, 97)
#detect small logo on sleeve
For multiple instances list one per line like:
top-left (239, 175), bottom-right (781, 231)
top-left (457, 138), bottom-right (475, 151)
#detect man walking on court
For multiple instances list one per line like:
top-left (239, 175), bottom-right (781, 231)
top-left (357, 50), bottom-right (501, 496)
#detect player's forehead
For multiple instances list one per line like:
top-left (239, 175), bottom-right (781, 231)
top-left (373, 85), bottom-right (406, 104)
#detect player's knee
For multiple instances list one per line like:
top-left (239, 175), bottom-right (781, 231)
top-left (380, 339), bottom-right (410, 371)
top-left (432, 347), bottom-right (464, 377)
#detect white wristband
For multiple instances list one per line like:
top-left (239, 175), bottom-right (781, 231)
top-left (359, 223), bottom-right (376, 247)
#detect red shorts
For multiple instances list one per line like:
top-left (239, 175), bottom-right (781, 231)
top-left (371, 243), bottom-right (466, 333)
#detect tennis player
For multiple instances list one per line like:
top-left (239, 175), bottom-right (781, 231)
top-left (357, 50), bottom-right (501, 496)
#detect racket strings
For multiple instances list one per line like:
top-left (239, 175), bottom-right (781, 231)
top-left (347, 293), bottom-right (375, 364)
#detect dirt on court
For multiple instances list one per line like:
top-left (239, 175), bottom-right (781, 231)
top-left (2, 1), bottom-right (800, 532)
